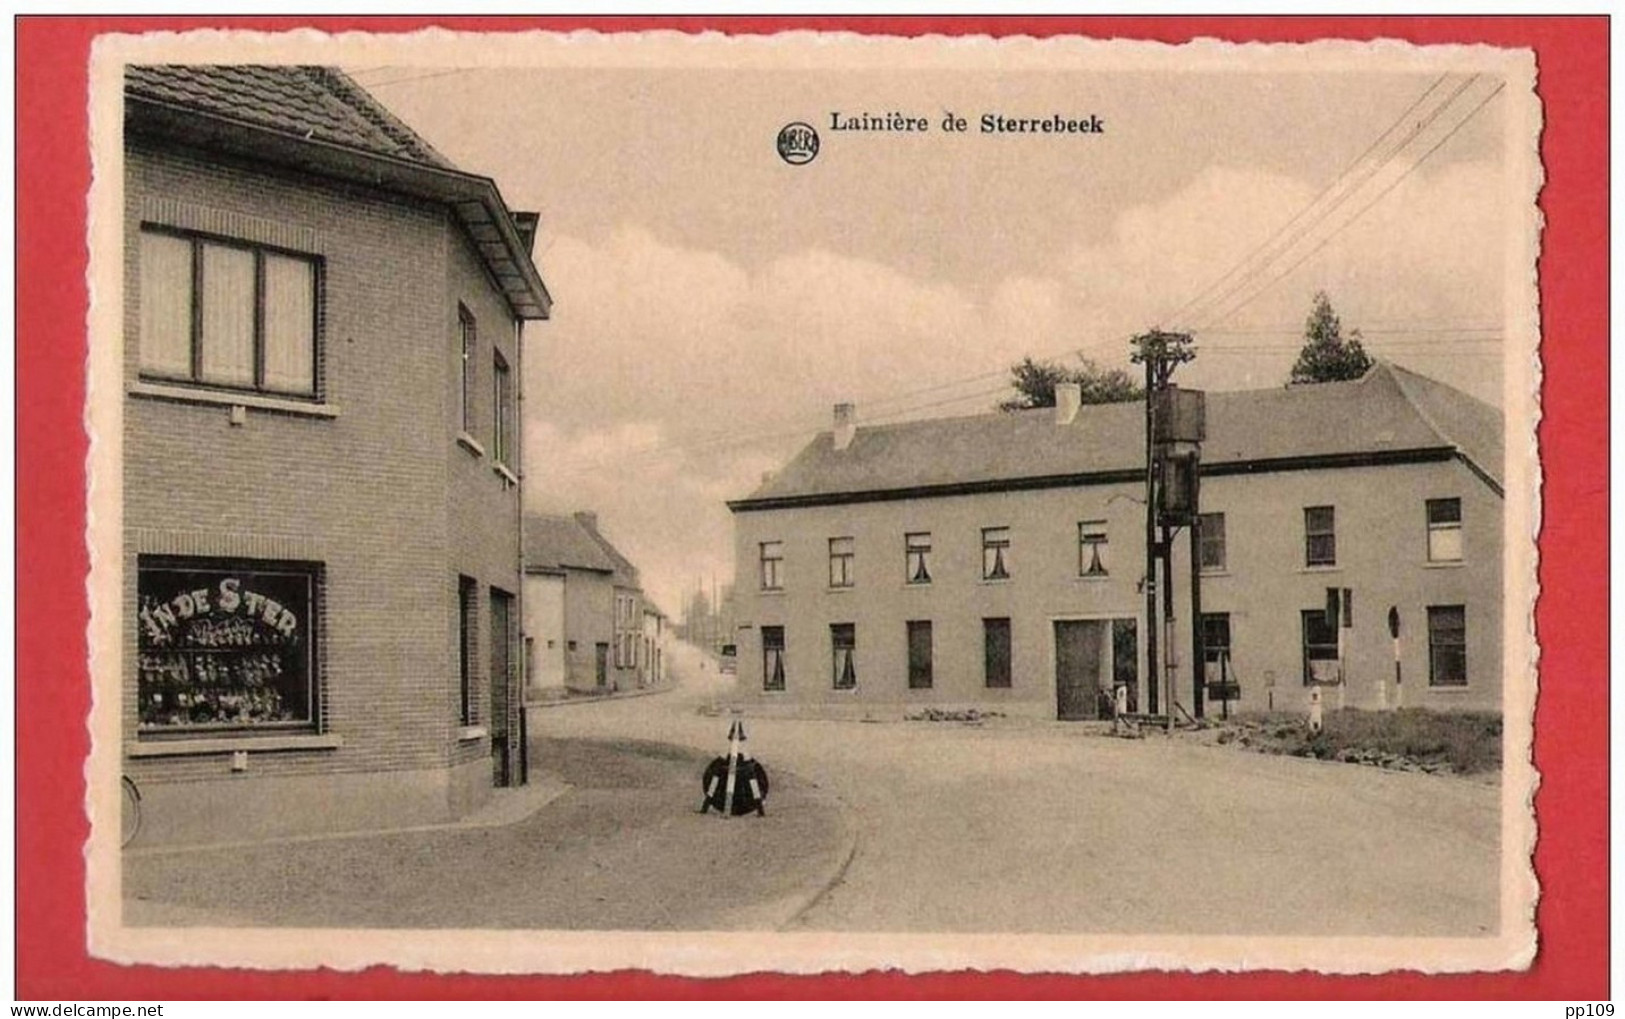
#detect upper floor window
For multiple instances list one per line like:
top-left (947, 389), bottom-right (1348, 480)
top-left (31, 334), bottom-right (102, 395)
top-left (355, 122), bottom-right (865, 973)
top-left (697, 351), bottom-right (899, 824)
top-left (1426, 498), bottom-right (1463, 562)
top-left (139, 228), bottom-right (319, 397)
top-left (981, 526), bottom-right (1011, 581)
top-left (1198, 512), bottom-right (1227, 572)
top-left (828, 537), bottom-right (855, 588)
top-left (759, 541), bottom-right (784, 591)
top-left (904, 532), bottom-right (932, 585)
top-left (1304, 506), bottom-right (1337, 567)
top-left (1078, 520), bottom-right (1109, 577)
top-left (458, 305), bottom-right (476, 435)
top-left (492, 350), bottom-right (514, 468)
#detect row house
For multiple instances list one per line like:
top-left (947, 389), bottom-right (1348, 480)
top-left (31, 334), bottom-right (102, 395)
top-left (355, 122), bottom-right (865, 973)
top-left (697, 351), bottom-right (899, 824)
top-left (120, 65), bottom-right (551, 845)
top-left (522, 511), bottom-right (652, 695)
top-left (728, 364), bottom-right (1503, 718)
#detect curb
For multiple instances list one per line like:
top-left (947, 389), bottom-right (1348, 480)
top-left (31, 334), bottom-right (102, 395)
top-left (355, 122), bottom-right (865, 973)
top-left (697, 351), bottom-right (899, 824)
top-left (124, 774), bottom-right (573, 858)
top-left (526, 682), bottom-right (678, 709)
top-left (775, 781), bottom-right (861, 930)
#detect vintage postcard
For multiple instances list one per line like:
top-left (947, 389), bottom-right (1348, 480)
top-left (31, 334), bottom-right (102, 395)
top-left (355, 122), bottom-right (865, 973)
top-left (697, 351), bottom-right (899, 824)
top-left (85, 27), bottom-right (1542, 977)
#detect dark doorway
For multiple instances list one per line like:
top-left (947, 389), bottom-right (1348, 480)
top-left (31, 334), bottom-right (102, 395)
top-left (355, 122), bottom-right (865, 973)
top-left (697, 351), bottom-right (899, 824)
top-left (1055, 619), bottom-right (1106, 720)
top-left (490, 588), bottom-right (513, 787)
top-left (595, 642), bottom-right (609, 688)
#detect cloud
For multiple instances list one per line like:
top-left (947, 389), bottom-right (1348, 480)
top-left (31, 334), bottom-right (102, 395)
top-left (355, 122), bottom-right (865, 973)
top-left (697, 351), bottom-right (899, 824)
top-left (523, 159), bottom-right (1510, 612)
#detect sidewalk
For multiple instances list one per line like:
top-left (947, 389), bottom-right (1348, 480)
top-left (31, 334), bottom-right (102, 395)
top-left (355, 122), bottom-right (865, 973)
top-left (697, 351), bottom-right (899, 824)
top-left (123, 736), bottom-right (856, 931)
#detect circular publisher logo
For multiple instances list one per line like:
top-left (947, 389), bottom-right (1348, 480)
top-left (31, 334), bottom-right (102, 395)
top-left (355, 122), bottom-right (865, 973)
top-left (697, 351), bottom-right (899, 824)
top-left (776, 122), bottom-right (819, 165)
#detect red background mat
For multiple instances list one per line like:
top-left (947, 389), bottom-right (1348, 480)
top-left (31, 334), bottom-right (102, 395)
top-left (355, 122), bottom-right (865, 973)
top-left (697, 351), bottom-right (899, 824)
top-left (15, 15), bottom-right (1608, 999)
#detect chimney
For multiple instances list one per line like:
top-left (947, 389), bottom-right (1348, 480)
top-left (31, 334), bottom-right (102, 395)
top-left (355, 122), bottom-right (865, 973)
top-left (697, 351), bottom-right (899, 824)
top-left (833, 402), bottom-right (857, 451)
top-left (1055, 382), bottom-right (1082, 425)
top-left (573, 510), bottom-right (599, 533)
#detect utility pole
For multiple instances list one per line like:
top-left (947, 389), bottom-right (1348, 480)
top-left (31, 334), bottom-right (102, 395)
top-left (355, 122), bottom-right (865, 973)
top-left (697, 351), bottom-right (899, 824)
top-left (1131, 330), bottom-right (1197, 730)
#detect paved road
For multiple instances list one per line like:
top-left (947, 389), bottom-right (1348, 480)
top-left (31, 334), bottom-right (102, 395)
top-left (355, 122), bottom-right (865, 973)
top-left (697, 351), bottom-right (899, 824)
top-left (124, 735), bottom-right (850, 930)
top-left (536, 666), bottom-right (1500, 936)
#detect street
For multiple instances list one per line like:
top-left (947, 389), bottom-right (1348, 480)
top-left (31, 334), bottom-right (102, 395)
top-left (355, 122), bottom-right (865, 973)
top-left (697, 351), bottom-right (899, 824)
top-left (541, 648), bottom-right (1500, 936)
top-left (125, 651), bottom-right (1499, 936)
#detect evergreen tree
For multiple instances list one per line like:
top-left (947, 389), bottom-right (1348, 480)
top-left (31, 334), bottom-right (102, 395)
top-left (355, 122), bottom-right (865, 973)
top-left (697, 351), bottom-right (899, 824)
top-left (1289, 291), bottom-right (1373, 384)
top-left (999, 355), bottom-right (1143, 412)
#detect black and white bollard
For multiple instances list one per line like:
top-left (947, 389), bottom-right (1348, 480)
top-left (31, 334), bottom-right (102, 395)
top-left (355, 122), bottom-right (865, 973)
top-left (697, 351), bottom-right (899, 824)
top-left (1308, 685), bottom-right (1324, 735)
top-left (700, 719), bottom-right (769, 817)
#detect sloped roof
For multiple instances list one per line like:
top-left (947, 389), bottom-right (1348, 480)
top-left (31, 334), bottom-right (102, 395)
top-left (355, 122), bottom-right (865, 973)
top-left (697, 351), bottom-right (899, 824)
top-left (524, 515), bottom-right (616, 574)
top-left (124, 64), bottom-right (551, 320)
top-left (578, 520), bottom-right (642, 589)
top-left (732, 362), bottom-right (1503, 510)
top-left (126, 65), bottom-right (453, 169)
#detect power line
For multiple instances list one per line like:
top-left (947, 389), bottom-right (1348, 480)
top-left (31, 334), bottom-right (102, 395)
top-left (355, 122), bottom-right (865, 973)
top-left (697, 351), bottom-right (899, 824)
top-left (1155, 73), bottom-right (1453, 330)
top-left (1196, 79), bottom-right (1508, 329)
top-left (1175, 74), bottom-right (1480, 331)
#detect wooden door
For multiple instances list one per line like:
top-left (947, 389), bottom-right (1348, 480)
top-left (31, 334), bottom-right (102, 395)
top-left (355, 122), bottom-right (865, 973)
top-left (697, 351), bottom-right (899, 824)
top-left (595, 643), bottom-right (609, 687)
top-left (1055, 619), bottom-right (1105, 720)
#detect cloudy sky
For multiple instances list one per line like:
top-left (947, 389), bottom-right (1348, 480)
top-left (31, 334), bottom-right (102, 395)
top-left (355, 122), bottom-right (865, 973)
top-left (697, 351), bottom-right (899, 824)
top-left (345, 42), bottom-right (1524, 617)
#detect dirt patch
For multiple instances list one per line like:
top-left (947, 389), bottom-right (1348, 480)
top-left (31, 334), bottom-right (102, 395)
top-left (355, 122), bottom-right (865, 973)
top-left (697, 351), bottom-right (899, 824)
top-left (1182, 708), bottom-right (1501, 778)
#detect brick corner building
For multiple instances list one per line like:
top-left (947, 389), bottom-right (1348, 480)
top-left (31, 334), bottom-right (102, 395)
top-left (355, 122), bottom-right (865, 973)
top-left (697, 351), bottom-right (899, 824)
top-left (121, 66), bottom-right (551, 844)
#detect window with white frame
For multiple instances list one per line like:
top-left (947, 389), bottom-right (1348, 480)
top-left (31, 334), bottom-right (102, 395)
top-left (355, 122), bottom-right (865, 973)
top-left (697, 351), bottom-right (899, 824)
top-left (492, 349), bottom-right (514, 469)
top-left (904, 532), bottom-right (932, 585)
top-left (759, 541), bottom-right (784, 591)
top-left (831, 623), bottom-right (856, 689)
top-left (761, 625), bottom-right (786, 692)
top-left (1304, 506), bottom-right (1336, 567)
top-left (1078, 520), bottom-right (1109, 577)
top-left (981, 526), bottom-right (1011, 581)
top-left (139, 227), bottom-right (319, 397)
top-left (458, 304), bottom-right (476, 436)
top-left (1426, 498), bottom-right (1463, 562)
top-left (828, 537), bottom-right (855, 588)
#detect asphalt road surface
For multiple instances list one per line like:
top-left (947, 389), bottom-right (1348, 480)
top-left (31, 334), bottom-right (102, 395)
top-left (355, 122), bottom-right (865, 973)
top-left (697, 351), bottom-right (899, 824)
top-left (535, 657), bottom-right (1500, 936)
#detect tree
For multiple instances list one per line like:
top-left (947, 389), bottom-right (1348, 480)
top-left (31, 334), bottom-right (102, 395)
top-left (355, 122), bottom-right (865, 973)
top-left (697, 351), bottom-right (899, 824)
top-left (1289, 291), bottom-right (1373, 385)
top-left (999, 355), bottom-right (1143, 412)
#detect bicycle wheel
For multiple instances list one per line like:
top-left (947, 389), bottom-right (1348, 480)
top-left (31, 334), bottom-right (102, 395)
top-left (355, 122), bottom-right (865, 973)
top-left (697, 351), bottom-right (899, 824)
top-left (121, 775), bottom-right (142, 848)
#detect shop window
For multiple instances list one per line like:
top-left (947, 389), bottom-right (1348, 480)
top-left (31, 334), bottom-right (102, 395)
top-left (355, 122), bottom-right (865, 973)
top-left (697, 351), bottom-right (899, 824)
top-left (983, 617), bottom-right (1012, 689)
top-left (139, 227), bottom-right (319, 397)
top-left (458, 304), bottom-right (476, 436)
top-left (1078, 520), bottom-right (1109, 577)
top-left (1304, 506), bottom-right (1337, 567)
top-left (1428, 605), bottom-right (1467, 687)
top-left (907, 620), bottom-right (933, 689)
top-left (828, 536), bottom-right (855, 588)
top-left (1427, 498), bottom-right (1463, 562)
top-left (762, 625), bottom-right (786, 692)
top-left (759, 541), bottom-right (783, 591)
top-left (492, 349), bottom-right (514, 468)
top-left (982, 526), bottom-right (1011, 581)
top-left (458, 576), bottom-right (477, 724)
top-left (1300, 608), bottom-right (1339, 685)
top-left (831, 623), bottom-right (857, 690)
top-left (1199, 512), bottom-right (1227, 572)
top-left (905, 532), bottom-right (932, 585)
top-left (136, 557), bottom-right (321, 736)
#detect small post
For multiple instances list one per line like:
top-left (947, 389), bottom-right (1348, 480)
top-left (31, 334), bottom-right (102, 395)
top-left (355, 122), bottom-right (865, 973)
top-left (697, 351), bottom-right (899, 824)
top-left (1388, 606), bottom-right (1403, 710)
top-left (1309, 685), bottom-right (1323, 735)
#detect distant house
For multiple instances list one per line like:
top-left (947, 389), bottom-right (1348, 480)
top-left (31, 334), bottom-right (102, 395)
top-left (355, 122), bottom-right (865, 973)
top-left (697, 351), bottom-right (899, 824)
top-left (641, 604), bottom-right (669, 687)
top-left (523, 512), bottom-right (647, 695)
top-left (728, 363), bottom-right (1503, 718)
top-left (122, 65), bottom-right (551, 845)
